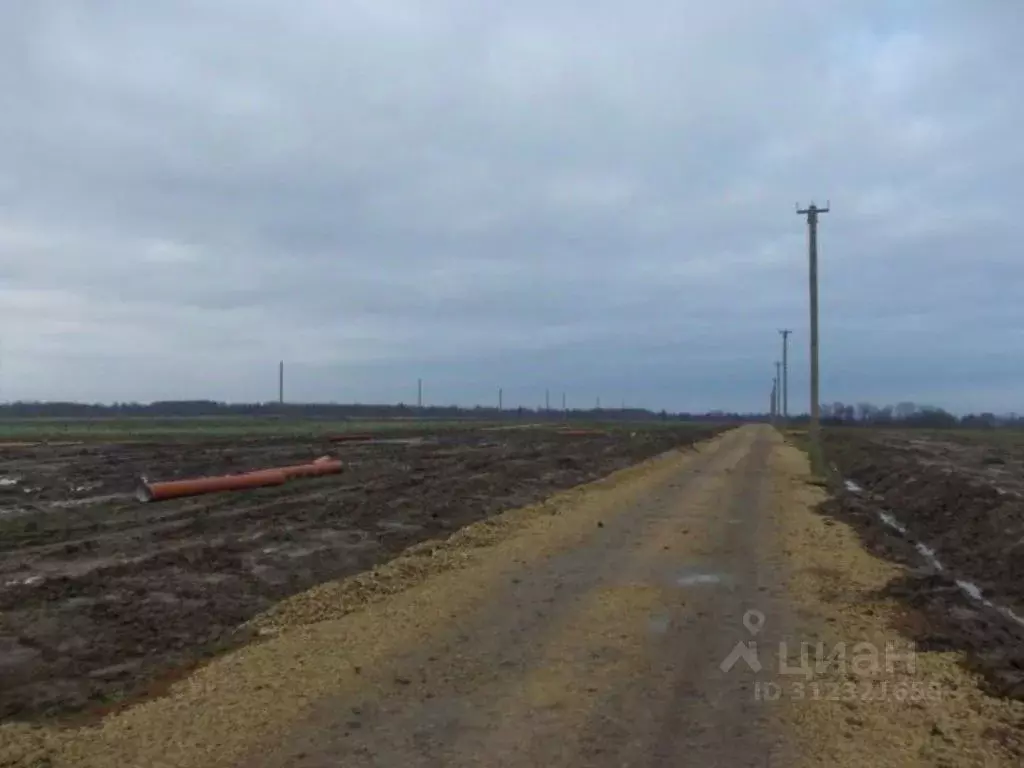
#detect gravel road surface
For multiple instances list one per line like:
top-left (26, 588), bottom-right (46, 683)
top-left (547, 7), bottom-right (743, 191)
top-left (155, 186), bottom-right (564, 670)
top-left (252, 425), bottom-right (790, 767)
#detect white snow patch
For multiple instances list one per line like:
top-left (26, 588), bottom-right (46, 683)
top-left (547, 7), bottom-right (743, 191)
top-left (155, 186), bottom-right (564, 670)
top-left (914, 542), bottom-right (943, 571)
top-left (953, 579), bottom-right (1024, 629)
top-left (864, 495), bottom-right (1024, 626)
top-left (851, 491), bottom-right (1024, 630)
top-left (49, 493), bottom-right (128, 509)
top-left (956, 579), bottom-right (983, 602)
top-left (877, 511), bottom-right (907, 534)
top-left (3, 575), bottom-right (44, 588)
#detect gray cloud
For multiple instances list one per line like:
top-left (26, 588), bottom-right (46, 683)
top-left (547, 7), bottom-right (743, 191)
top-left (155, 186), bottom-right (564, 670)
top-left (0, 1), bottom-right (1021, 411)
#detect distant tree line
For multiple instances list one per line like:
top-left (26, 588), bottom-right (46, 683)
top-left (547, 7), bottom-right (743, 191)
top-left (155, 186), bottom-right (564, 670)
top-left (0, 400), bottom-right (1012, 429)
top-left (813, 401), bottom-right (1016, 429)
top-left (0, 400), bottom-right (764, 424)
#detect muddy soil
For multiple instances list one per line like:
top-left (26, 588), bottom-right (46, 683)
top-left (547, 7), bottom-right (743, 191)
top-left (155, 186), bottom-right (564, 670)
top-left (0, 426), bottom-right (721, 722)
top-left (820, 429), bottom-right (1024, 700)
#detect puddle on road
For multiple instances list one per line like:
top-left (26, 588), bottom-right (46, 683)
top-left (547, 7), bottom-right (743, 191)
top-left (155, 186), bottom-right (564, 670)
top-left (675, 567), bottom-right (728, 588)
top-left (649, 614), bottom-right (671, 634)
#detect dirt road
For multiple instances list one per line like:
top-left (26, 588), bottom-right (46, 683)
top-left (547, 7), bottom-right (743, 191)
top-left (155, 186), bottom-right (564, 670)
top-left (5, 425), bottom-right (1022, 767)
top-left (254, 425), bottom-right (790, 767)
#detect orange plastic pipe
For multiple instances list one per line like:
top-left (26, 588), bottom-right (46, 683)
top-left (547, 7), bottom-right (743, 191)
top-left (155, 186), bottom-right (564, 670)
top-left (277, 459), bottom-right (344, 479)
top-left (136, 469), bottom-right (288, 503)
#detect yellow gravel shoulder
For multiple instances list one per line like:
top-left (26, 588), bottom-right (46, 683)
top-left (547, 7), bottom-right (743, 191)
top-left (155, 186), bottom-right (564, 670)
top-left (771, 440), bottom-right (1024, 767)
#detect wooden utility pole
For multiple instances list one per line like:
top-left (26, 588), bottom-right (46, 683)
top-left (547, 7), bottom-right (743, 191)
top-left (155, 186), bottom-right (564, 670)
top-left (545, 389), bottom-right (550, 412)
top-left (278, 361), bottom-right (284, 405)
top-left (417, 378), bottom-right (423, 409)
top-left (770, 377), bottom-right (778, 424)
top-left (498, 388), bottom-right (503, 411)
top-left (778, 329), bottom-right (791, 419)
top-left (797, 201), bottom-right (829, 442)
top-left (770, 360), bottom-right (778, 428)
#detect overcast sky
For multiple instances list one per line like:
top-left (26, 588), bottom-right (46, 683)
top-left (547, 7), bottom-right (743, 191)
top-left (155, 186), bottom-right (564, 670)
top-left (0, 1), bottom-right (1021, 413)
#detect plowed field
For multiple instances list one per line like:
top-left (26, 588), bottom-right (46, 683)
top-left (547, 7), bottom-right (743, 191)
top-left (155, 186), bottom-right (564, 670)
top-left (822, 428), bottom-right (1024, 700)
top-left (0, 425), bottom-right (723, 721)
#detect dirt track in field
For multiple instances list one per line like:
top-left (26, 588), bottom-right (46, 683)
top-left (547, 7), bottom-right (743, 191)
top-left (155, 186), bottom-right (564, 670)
top-left (0, 426), bottom-right (723, 721)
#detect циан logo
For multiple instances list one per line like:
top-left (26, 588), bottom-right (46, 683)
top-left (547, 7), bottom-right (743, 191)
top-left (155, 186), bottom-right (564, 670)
top-left (720, 609), bottom-right (765, 673)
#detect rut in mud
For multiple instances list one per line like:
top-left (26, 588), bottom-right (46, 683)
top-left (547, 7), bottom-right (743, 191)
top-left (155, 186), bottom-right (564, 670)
top-left (0, 425), bottom-right (723, 722)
